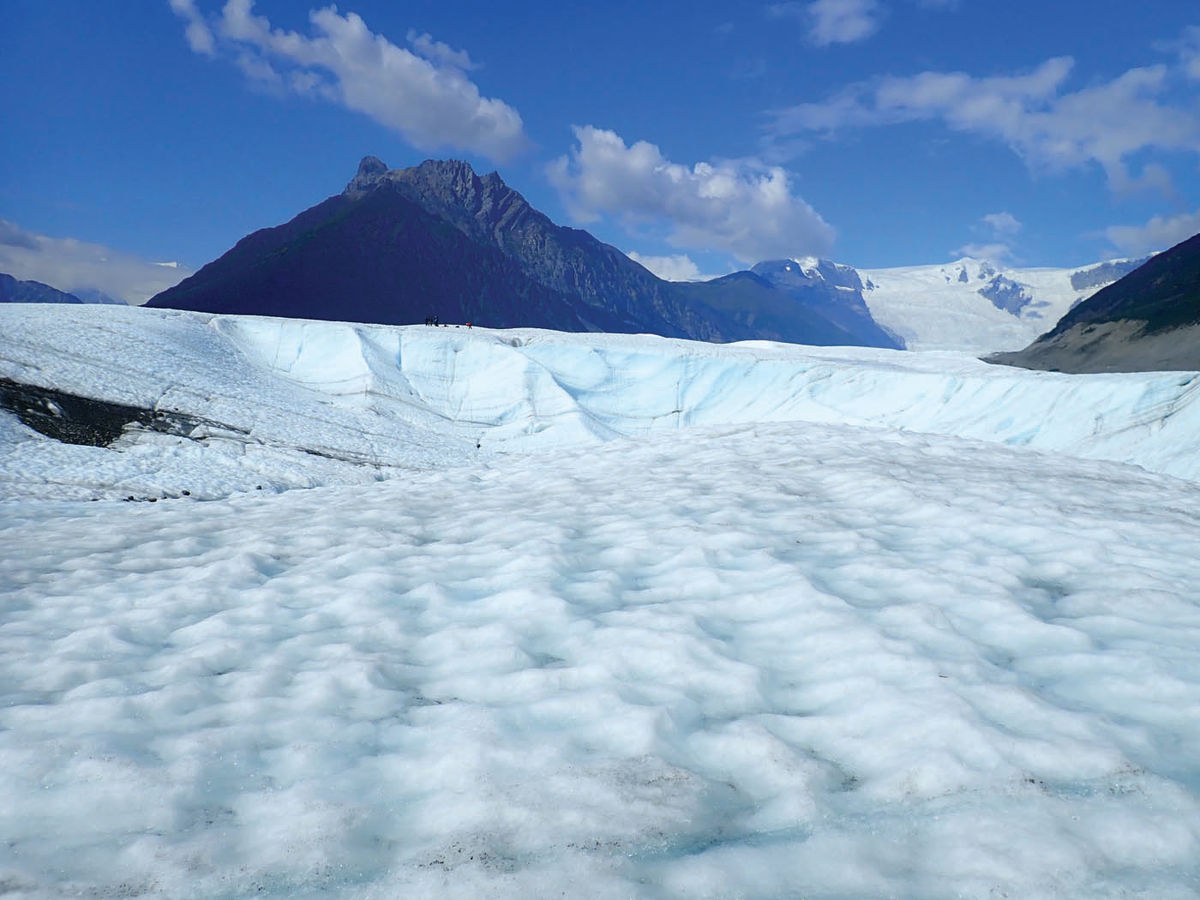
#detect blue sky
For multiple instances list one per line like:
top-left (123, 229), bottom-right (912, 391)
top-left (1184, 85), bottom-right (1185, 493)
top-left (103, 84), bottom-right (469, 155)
top-left (2, 0), bottom-right (1199, 297)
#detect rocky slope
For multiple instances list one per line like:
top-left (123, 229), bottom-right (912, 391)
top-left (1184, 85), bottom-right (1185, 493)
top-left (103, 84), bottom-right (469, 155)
top-left (989, 232), bottom-right (1200, 373)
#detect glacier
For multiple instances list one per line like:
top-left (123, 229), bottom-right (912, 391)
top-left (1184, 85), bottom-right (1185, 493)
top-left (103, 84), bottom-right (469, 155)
top-left (3, 304), bottom-right (1200, 898)
top-left (859, 257), bottom-right (1145, 354)
top-left (2, 304), bottom-right (1200, 501)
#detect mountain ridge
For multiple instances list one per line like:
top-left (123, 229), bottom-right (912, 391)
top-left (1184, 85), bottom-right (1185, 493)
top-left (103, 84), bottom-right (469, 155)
top-left (0, 273), bottom-right (124, 305)
top-left (149, 157), bottom-right (899, 349)
top-left (987, 232), bottom-right (1200, 372)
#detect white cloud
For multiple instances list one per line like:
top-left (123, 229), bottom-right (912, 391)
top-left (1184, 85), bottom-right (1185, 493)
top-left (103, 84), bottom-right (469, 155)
top-left (950, 241), bottom-right (1014, 263)
top-left (982, 211), bottom-right (1021, 235)
top-left (1159, 25), bottom-right (1200, 81)
top-left (772, 57), bottom-right (1200, 192)
top-left (1182, 26), bottom-right (1200, 80)
top-left (954, 212), bottom-right (1022, 263)
top-left (808, 0), bottom-right (882, 45)
top-left (234, 49), bottom-right (285, 90)
top-left (168, 0), bottom-right (216, 55)
top-left (626, 252), bottom-right (714, 282)
top-left (1105, 209), bottom-right (1200, 256)
top-left (0, 220), bottom-right (39, 251)
top-left (768, 0), bottom-right (882, 46)
top-left (549, 126), bottom-right (834, 264)
top-left (0, 220), bottom-right (192, 305)
top-left (170, 1), bottom-right (527, 161)
top-left (406, 30), bottom-right (477, 71)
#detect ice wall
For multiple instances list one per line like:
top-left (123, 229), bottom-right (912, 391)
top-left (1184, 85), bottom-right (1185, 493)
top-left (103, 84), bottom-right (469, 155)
top-left (3, 305), bottom-right (1200, 500)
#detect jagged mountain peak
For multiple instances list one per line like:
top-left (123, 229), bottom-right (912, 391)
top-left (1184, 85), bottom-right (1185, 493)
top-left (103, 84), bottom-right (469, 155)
top-left (342, 155), bottom-right (534, 247)
top-left (344, 155), bottom-right (390, 195)
top-left (344, 156), bottom-right (508, 202)
top-left (401, 158), bottom-right (486, 194)
top-left (357, 155), bottom-right (387, 178)
top-left (399, 159), bottom-right (516, 214)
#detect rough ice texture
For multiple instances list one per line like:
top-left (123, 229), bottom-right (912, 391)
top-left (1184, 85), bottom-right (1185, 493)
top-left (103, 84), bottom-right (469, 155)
top-left (3, 304), bottom-right (1200, 897)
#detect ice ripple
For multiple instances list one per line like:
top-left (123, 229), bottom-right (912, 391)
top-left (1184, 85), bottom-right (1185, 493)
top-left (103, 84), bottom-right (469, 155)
top-left (3, 422), bottom-right (1200, 896)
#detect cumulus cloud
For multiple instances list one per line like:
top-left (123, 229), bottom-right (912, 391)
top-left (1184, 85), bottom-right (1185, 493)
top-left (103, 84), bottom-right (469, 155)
top-left (768, 0), bottom-right (882, 46)
top-left (549, 126), bottom-right (834, 263)
top-left (626, 252), bottom-right (714, 282)
top-left (170, 1), bottom-right (527, 161)
top-left (0, 220), bottom-right (192, 305)
top-left (772, 56), bottom-right (1200, 192)
top-left (1105, 209), bottom-right (1200, 256)
top-left (982, 211), bottom-right (1021, 235)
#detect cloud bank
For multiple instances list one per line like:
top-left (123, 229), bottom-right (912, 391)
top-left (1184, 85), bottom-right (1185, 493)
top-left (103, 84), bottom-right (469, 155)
top-left (0, 220), bottom-right (192, 305)
top-left (772, 57), bottom-right (1200, 192)
top-left (625, 252), bottom-right (715, 282)
top-left (169, 1), bottom-right (527, 161)
top-left (550, 126), bottom-right (835, 263)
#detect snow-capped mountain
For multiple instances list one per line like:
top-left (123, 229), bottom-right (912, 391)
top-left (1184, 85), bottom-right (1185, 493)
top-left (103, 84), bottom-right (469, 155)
top-left (857, 256), bottom-right (1148, 354)
top-left (140, 153), bottom-right (1146, 357)
top-left (723, 255), bottom-right (1147, 355)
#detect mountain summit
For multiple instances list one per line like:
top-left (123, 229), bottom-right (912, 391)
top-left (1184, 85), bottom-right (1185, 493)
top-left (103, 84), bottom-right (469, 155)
top-left (149, 157), bottom-right (899, 348)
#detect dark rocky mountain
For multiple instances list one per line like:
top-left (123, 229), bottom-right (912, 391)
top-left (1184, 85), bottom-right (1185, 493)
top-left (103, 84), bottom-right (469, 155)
top-left (0, 273), bottom-right (87, 304)
top-left (989, 233), bottom-right (1200, 373)
top-left (150, 157), bottom-right (897, 348)
top-left (750, 259), bottom-right (901, 348)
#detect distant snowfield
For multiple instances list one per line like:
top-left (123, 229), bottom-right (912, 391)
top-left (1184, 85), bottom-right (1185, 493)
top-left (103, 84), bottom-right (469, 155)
top-left (3, 305), bottom-right (1200, 898)
top-left (860, 258), bottom-right (1104, 353)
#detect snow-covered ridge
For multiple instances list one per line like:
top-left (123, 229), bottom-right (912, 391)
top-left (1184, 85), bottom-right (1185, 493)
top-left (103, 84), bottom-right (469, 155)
top-left (2, 304), bottom-right (1199, 501)
top-left (858, 256), bottom-right (1146, 353)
